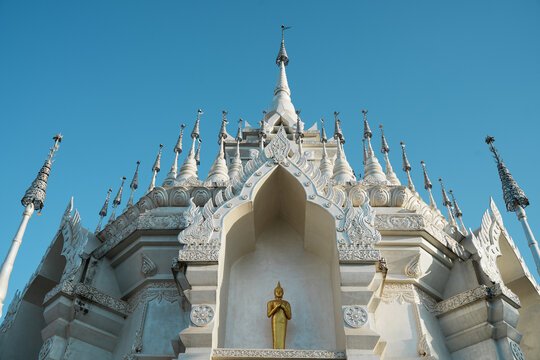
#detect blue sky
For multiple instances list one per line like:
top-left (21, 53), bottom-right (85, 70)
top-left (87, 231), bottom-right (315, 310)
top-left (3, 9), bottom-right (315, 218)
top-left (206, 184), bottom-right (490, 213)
top-left (1, 0), bottom-right (539, 316)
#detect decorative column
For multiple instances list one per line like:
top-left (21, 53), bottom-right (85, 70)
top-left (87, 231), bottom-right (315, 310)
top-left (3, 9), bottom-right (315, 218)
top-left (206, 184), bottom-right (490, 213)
top-left (0, 134), bottom-right (62, 317)
top-left (486, 136), bottom-right (540, 275)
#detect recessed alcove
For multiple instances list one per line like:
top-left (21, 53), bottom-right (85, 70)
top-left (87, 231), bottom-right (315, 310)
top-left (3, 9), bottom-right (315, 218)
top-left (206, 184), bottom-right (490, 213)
top-left (214, 166), bottom-right (345, 350)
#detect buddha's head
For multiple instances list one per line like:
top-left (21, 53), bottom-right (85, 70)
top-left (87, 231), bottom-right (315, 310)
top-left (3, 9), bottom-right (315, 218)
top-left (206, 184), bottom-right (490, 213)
top-left (274, 282), bottom-right (284, 299)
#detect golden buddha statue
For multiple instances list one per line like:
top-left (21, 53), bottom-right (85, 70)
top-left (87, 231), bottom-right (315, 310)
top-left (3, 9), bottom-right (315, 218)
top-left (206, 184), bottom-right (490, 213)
top-left (267, 282), bottom-right (292, 349)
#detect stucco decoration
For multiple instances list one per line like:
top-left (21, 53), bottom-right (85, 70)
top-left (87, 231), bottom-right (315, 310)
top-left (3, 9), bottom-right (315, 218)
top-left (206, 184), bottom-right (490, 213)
top-left (212, 349), bottom-right (346, 359)
top-left (471, 205), bottom-right (504, 284)
top-left (0, 290), bottom-right (21, 332)
top-left (177, 126), bottom-right (383, 263)
top-left (342, 305), bottom-right (368, 328)
top-left (190, 304), bottom-right (215, 327)
top-left (140, 253), bottom-right (157, 277)
top-left (59, 198), bottom-right (88, 282)
top-left (38, 337), bottom-right (54, 360)
top-left (509, 339), bottom-right (525, 360)
top-left (405, 254), bottom-right (422, 279)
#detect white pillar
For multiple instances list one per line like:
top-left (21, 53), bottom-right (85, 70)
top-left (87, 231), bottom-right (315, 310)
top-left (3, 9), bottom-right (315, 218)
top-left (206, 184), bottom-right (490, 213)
top-left (0, 203), bottom-right (35, 318)
top-left (515, 205), bottom-right (540, 276)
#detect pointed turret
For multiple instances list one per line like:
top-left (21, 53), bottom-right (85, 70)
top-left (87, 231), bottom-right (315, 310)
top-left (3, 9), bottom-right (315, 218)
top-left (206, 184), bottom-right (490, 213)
top-left (229, 119), bottom-right (244, 179)
top-left (265, 25), bottom-right (297, 128)
top-left (147, 144), bottom-right (163, 193)
top-left (319, 118), bottom-right (333, 178)
top-left (439, 178), bottom-right (457, 226)
top-left (485, 136), bottom-right (529, 211)
top-left (331, 114), bottom-right (355, 183)
top-left (21, 133), bottom-right (62, 213)
top-left (420, 161), bottom-right (438, 209)
top-left (178, 110), bottom-right (202, 182)
top-left (207, 111), bottom-right (230, 183)
top-left (361, 110), bottom-right (387, 184)
top-left (400, 142), bottom-right (416, 192)
top-left (126, 161), bottom-right (140, 207)
top-left (258, 119), bottom-right (267, 151)
top-left (485, 136), bottom-right (540, 275)
top-left (379, 125), bottom-right (400, 185)
top-left (108, 177), bottom-right (126, 224)
top-left (165, 124), bottom-right (186, 181)
top-left (333, 111), bottom-right (345, 143)
top-left (449, 190), bottom-right (468, 235)
top-left (95, 188), bottom-right (112, 233)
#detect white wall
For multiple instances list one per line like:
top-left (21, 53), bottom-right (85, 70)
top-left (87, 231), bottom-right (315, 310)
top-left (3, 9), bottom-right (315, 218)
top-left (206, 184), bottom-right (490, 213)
top-left (224, 218), bottom-right (337, 350)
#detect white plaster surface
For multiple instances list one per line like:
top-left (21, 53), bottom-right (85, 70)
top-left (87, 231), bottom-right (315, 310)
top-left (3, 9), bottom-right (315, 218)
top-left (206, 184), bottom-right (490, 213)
top-left (223, 218), bottom-right (337, 350)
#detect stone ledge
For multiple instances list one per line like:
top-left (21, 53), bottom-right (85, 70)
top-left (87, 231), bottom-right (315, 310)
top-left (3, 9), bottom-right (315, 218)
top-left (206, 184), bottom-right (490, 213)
top-left (211, 349), bottom-right (346, 360)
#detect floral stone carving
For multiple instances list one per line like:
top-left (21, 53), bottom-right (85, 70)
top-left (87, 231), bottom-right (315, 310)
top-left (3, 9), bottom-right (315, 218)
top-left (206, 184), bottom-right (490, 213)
top-left (190, 304), bottom-right (215, 327)
top-left (343, 305), bottom-right (368, 328)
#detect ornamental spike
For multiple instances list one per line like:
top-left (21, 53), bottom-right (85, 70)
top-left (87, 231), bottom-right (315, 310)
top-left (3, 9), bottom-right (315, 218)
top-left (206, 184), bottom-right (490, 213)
top-left (485, 136), bottom-right (529, 212)
top-left (127, 161), bottom-right (140, 207)
top-left (191, 109), bottom-right (202, 139)
top-left (320, 118), bottom-right (327, 143)
top-left (95, 188), bottom-right (112, 233)
top-left (152, 144), bottom-right (163, 173)
top-left (147, 145), bottom-right (163, 193)
top-left (108, 177), bottom-right (126, 224)
top-left (195, 139), bottom-right (202, 166)
top-left (21, 133), bottom-right (63, 213)
top-left (236, 119), bottom-right (243, 142)
top-left (219, 110), bottom-right (229, 143)
top-left (421, 161), bottom-right (438, 209)
top-left (166, 124), bottom-right (185, 183)
top-left (276, 25), bottom-right (291, 66)
top-left (449, 190), bottom-right (468, 234)
top-left (362, 110), bottom-right (372, 139)
top-left (439, 178), bottom-right (457, 226)
top-left (333, 111), bottom-right (344, 143)
top-left (400, 142), bottom-right (416, 192)
top-left (379, 125), bottom-right (400, 185)
top-left (175, 124), bottom-right (186, 154)
top-left (295, 110), bottom-right (304, 154)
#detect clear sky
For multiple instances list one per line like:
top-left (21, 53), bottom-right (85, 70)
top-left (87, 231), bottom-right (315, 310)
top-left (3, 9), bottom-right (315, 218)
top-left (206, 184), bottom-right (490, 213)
top-left (1, 0), bottom-right (539, 317)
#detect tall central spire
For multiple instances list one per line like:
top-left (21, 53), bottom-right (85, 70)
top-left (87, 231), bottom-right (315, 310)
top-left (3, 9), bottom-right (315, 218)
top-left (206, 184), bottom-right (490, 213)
top-left (265, 25), bottom-right (297, 128)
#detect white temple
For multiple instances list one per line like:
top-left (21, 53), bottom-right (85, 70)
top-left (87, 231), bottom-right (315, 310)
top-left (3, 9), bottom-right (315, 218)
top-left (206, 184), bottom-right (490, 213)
top-left (1, 29), bottom-right (539, 360)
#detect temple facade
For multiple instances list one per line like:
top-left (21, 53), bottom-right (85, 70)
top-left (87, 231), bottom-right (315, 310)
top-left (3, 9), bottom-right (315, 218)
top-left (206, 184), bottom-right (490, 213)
top-left (0, 32), bottom-right (539, 360)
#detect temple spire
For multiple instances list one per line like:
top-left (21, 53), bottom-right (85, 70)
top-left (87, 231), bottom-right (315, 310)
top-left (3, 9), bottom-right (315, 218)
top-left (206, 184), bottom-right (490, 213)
top-left (333, 111), bottom-right (344, 143)
top-left (449, 190), bottom-right (468, 235)
top-left (379, 125), bottom-right (400, 185)
top-left (0, 133), bottom-right (62, 318)
top-left (331, 114), bottom-right (355, 183)
top-left (485, 136), bottom-right (540, 275)
top-left (266, 25), bottom-right (296, 127)
top-left (21, 133), bottom-right (62, 213)
top-left (178, 110), bottom-right (202, 182)
top-left (400, 142), bottom-right (416, 192)
top-left (361, 110), bottom-right (387, 184)
top-left (439, 178), bottom-right (457, 226)
top-left (126, 161), bottom-right (140, 207)
top-left (95, 188), bottom-right (112, 233)
top-left (319, 119), bottom-right (333, 178)
top-left (147, 144), bottom-right (163, 193)
top-left (165, 124), bottom-right (186, 182)
top-left (207, 111), bottom-right (230, 183)
top-left (421, 161), bottom-right (438, 209)
top-left (108, 177), bottom-right (126, 224)
top-left (229, 119), bottom-right (243, 179)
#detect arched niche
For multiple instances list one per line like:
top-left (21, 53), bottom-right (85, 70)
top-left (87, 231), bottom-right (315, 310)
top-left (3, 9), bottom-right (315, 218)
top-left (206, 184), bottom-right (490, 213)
top-left (214, 166), bottom-right (345, 350)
